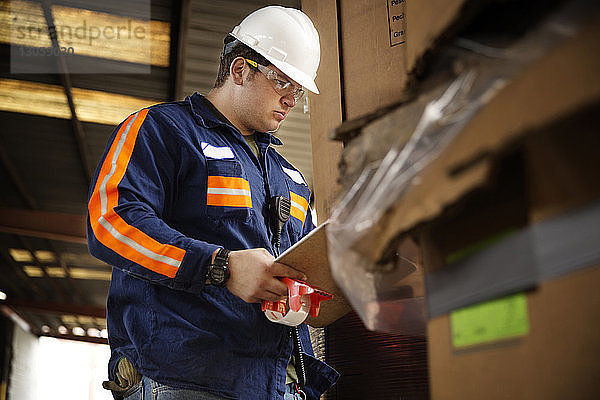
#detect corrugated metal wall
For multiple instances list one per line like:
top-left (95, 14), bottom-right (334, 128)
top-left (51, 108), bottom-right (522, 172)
top-left (7, 324), bottom-right (38, 400)
top-left (179, 0), bottom-right (315, 190)
top-left (326, 312), bottom-right (429, 400)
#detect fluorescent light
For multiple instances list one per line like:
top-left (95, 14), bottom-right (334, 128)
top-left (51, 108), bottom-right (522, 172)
top-left (77, 316), bottom-right (94, 325)
top-left (61, 315), bottom-right (78, 325)
top-left (46, 267), bottom-right (67, 278)
top-left (72, 327), bottom-right (85, 336)
top-left (87, 328), bottom-right (101, 337)
top-left (9, 248), bottom-right (33, 262)
top-left (34, 250), bottom-right (56, 263)
top-left (69, 268), bottom-right (112, 281)
top-left (24, 265), bottom-right (111, 281)
top-left (0, 78), bottom-right (160, 126)
top-left (23, 266), bottom-right (43, 277)
top-left (0, 291), bottom-right (7, 301)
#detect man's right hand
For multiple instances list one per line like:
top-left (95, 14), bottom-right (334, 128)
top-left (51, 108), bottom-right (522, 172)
top-left (225, 248), bottom-right (307, 303)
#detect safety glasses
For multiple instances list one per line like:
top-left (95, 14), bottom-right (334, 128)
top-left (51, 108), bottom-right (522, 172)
top-left (244, 58), bottom-right (305, 102)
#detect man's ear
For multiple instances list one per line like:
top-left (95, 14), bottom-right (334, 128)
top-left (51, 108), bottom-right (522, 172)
top-left (230, 57), bottom-right (246, 85)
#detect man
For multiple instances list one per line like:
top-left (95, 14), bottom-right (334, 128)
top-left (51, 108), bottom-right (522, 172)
top-left (87, 5), bottom-right (339, 400)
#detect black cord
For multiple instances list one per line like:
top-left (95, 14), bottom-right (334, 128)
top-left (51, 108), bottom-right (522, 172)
top-left (268, 196), bottom-right (306, 387)
top-left (293, 326), bottom-right (307, 387)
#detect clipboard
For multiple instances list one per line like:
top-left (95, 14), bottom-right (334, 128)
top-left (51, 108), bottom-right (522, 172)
top-left (276, 222), bottom-right (352, 327)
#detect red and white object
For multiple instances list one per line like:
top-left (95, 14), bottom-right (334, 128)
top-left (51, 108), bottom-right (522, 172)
top-left (262, 278), bottom-right (334, 326)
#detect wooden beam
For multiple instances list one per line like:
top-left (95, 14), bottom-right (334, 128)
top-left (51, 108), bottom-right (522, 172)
top-left (3, 1), bottom-right (170, 66)
top-left (0, 78), bottom-right (160, 125)
top-left (0, 208), bottom-right (86, 244)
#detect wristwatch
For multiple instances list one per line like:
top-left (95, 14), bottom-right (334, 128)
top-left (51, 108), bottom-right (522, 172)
top-left (207, 248), bottom-right (231, 287)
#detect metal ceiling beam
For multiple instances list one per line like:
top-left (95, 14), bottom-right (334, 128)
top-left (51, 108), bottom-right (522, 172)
top-left (0, 248), bottom-right (46, 299)
top-left (0, 305), bottom-right (33, 333)
top-left (18, 237), bottom-right (69, 303)
top-left (41, 0), bottom-right (92, 185)
top-left (0, 139), bottom-right (38, 210)
top-left (39, 332), bottom-right (108, 345)
top-left (3, 299), bottom-right (105, 319)
top-left (0, 208), bottom-right (86, 244)
top-left (2, 305), bottom-right (107, 344)
top-left (47, 241), bottom-right (88, 305)
top-left (0, 271), bottom-right (28, 300)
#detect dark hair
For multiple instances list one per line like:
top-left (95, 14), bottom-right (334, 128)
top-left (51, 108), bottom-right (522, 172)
top-left (213, 35), bottom-right (271, 88)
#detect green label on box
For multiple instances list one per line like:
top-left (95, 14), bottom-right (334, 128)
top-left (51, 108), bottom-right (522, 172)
top-left (450, 293), bottom-right (530, 348)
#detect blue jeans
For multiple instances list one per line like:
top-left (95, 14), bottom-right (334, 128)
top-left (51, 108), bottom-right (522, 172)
top-left (121, 376), bottom-right (230, 400)
top-left (283, 383), bottom-right (306, 400)
top-left (121, 376), bottom-right (306, 400)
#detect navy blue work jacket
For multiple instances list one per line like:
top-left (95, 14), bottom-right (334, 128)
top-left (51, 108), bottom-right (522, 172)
top-left (87, 93), bottom-right (339, 399)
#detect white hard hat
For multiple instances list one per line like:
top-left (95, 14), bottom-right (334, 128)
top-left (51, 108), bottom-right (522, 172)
top-left (230, 6), bottom-right (321, 94)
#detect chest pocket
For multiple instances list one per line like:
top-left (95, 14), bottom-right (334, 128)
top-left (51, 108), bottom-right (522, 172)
top-left (206, 158), bottom-right (253, 222)
top-left (282, 167), bottom-right (311, 242)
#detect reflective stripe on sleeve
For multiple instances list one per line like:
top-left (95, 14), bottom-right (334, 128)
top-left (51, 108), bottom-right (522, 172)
top-left (289, 191), bottom-right (309, 226)
top-left (88, 109), bottom-right (186, 278)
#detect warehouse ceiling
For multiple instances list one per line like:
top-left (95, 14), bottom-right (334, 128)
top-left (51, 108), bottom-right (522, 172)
top-left (0, 0), bottom-right (311, 344)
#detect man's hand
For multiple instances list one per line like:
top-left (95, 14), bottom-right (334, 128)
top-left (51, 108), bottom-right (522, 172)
top-left (224, 248), bottom-right (307, 303)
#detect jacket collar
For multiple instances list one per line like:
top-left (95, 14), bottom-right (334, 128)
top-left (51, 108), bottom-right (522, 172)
top-left (188, 92), bottom-right (283, 146)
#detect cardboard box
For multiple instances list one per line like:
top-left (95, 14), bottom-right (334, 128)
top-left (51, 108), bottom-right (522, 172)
top-left (348, 11), bottom-right (600, 264)
top-left (303, 0), bottom-right (470, 122)
top-left (428, 265), bottom-right (600, 400)
top-left (322, 1), bottom-right (600, 397)
top-left (418, 104), bottom-right (600, 398)
top-left (302, 0), bottom-right (344, 220)
top-left (340, 0), bottom-right (469, 119)
top-left (302, 0), bottom-right (472, 220)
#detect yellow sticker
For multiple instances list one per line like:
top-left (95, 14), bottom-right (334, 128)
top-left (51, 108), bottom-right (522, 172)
top-left (450, 293), bottom-right (529, 348)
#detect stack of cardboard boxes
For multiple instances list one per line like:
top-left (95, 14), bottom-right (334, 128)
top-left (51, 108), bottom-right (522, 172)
top-left (303, 0), bottom-right (600, 398)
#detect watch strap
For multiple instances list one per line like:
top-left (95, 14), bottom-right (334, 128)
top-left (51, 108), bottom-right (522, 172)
top-left (208, 248), bottom-right (231, 287)
top-left (214, 248), bottom-right (230, 266)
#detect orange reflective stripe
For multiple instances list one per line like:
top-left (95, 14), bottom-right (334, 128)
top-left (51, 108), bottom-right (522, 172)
top-left (208, 176), bottom-right (250, 191)
top-left (88, 109), bottom-right (186, 278)
top-left (207, 193), bottom-right (253, 207)
top-left (289, 192), bottom-right (309, 225)
top-left (207, 176), bottom-right (252, 208)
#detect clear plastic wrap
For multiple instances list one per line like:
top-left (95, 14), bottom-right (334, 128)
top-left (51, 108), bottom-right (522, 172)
top-left (327, 70), bottom-right (494, 335)
top-left (325, 0), bottom-right (588, 334)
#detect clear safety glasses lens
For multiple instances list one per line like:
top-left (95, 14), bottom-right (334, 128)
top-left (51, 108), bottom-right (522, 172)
top-left (245, 59), bottom-right (305, 102)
